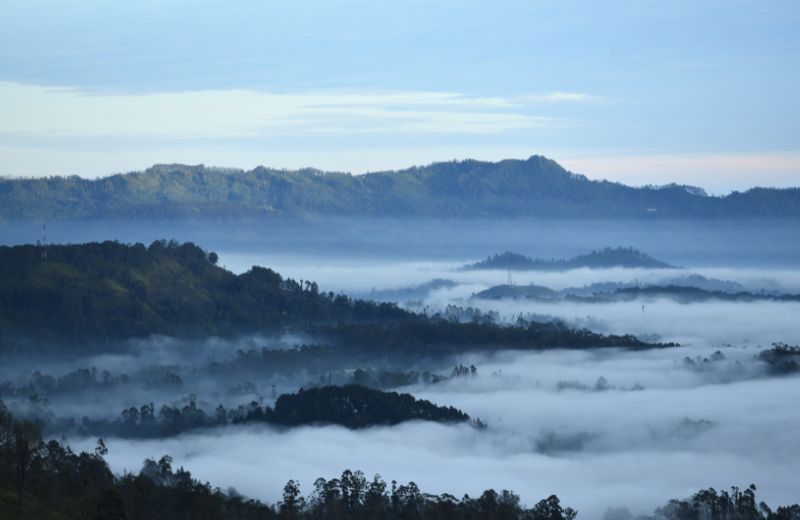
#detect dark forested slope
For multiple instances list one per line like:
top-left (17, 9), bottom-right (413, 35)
top-left (3, 156), bottom-right (799, 220)
top-left (0, 241), bottom-right (658, 351)
top-left (0, 240), bottom-right (405, 340)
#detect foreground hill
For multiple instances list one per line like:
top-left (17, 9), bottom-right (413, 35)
top-left (0, 241), bottom-right (658, 351)
top-left (55, 385), bottom-right (471, 438)
top-left (0, 240), bottom-right (406, 340)
top-left (3, 156), bottom-right (799, 220)
top-left (463, 247), bottom-right (675, 271)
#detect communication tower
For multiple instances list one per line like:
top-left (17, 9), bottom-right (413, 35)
top-left (41, 223), bottom-right (48, 261)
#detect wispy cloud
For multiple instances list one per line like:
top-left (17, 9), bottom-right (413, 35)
top-left (0, 82), bottom-right (563, 140)
top-left (516, 91), bottom-right (603, 103)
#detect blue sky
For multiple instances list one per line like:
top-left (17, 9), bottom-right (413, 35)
top-left (1, 0), bottom-right (798, 192)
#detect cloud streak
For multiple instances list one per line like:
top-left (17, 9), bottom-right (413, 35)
top-left (0, 82), bottom-right (572, 140)
top-left (517, 92), bottom-right (602, 103)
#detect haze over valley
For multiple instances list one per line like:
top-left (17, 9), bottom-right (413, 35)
top-left (2, 1), bottom-right (799, 518)
top-left (1, 214), bottom-right (799, 518)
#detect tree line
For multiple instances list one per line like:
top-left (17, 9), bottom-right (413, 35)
top-left (6, 385), bottom-right (473, 440)
top-left (2, 400), bottom-right (799, 519)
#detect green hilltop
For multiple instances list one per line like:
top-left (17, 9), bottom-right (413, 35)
top-left (2, 156), bottom-right (799, 220)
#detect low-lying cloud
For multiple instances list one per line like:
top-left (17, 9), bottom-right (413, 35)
top-left (69, 344), bottom-right (800, 519)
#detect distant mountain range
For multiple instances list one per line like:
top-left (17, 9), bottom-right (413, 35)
top-left (2, 155), bottom-right (799, 221)
top-left (354, 273), bottom-right (758, 305)
top-left (561, 275), bottom-right (746, 296)
top-left (473, 284), bottom-right (800, 303)
top-left (463, 247), bottom-right (676, 271)
top-left (473, 283), bottom-right (800, 304)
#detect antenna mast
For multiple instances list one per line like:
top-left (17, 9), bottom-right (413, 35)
top-left (41, 223), bottom-right (48, 262)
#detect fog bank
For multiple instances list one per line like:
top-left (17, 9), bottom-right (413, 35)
top-left (68, 340), bottom-right (800, 519)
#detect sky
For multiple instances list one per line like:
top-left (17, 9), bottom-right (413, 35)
top-left (0, 0), bottom-right (798, 193)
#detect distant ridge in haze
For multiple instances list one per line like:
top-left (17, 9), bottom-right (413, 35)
top-left (463, 247), bottom-right (676, 271)
top-left (2, 155), bottom-right (799, 220)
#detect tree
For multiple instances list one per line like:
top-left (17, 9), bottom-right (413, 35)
top-left (95, 438), bottom-right (108, 457)
top-left (279, 480), bottom-right (304, 520)
top-left (531, 495), bottom-right (578, 520)
top-left (12, 420), bottom-right (45, 510)
top-left (94, 488), bottom-right (126, 520)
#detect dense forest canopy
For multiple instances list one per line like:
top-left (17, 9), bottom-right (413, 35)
top-left (3, 156), bottom-right (799, 221)
top-left (0, 240), bottom-right (663, 352)
top-left (0, 240), bottom-right (406, 340)
top-left (268, 385), bottom-right (470, 428)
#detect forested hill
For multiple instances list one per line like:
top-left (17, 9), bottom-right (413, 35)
top-left (0, 240), bottom-right (407, 340)
top-left (3, 156), bottom-right (799, 220)
top-left (464, 247), bottom-right (675, 271)
top-left (0, 241), bottom-right (657, 351)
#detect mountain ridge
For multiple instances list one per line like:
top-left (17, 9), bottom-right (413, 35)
top-left (462, 247), bottom-right (676, 271)
top-left (2, 155), bottom-right (799, 220)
